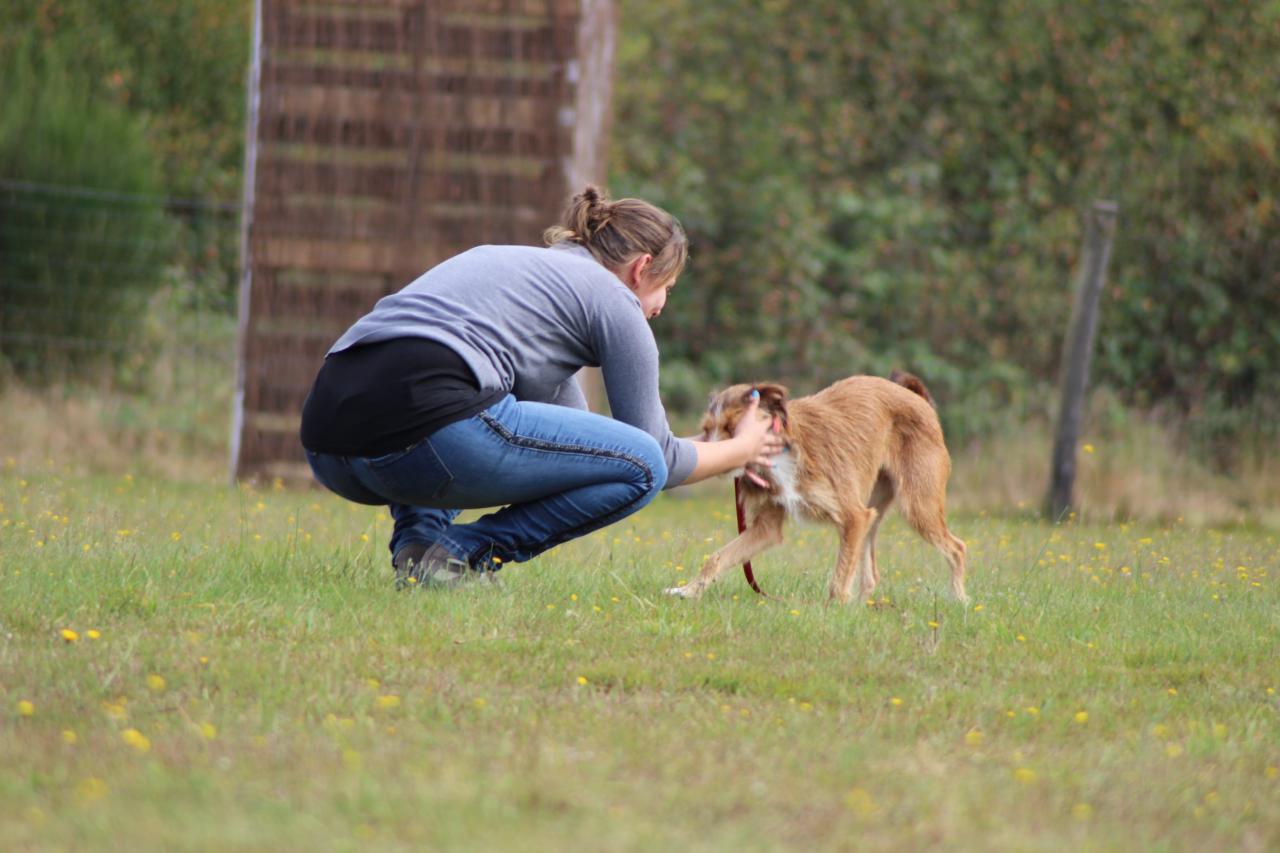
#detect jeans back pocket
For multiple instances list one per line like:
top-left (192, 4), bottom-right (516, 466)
top-left (364, 439), bottom-right (455, 505)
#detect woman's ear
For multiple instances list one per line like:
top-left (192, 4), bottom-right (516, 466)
top-left (625, 253), bottom-right (653, 289)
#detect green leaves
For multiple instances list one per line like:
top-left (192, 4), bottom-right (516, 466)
top-left (617, 0), bottom-right (1280, 454)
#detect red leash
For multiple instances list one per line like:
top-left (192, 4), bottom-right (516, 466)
top-left (734, 476), bottom-right (766, 596)
top-left (735, 411), bottom-right (786, 597)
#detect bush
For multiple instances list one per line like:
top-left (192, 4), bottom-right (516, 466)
top-left (614, 0), bottom-right (1280, 457)
top-left (0, 41), bottom-right (173, 380)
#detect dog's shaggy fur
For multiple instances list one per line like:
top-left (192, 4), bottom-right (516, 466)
top-left (667, 372), bottom-right (967, 605)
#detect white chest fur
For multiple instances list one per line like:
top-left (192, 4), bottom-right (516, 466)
top-left (762, 452), bottom-right (806, 518)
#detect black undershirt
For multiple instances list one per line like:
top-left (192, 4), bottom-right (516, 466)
top-left (300, 337), bottom-right (504, 457)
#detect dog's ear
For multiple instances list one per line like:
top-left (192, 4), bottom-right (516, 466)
top-left (750, 382), bottom-right (790, 422)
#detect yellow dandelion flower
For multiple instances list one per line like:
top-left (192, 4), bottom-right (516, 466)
top-left (121, 729), bottom-right (151, 753)
top-left (1075, 711), bottom-right (1089, 724)
top-left (576, 676), bottom-right (588, 685)
top-left (890, 697), bottom-right (903, 707)
top-left (171, 532), bottom-right (181, 541)
top-left (791, 609), bottom-right (801, 616)
top-left (473, 698), bottom-right (487, 709)
top-left (61, 628), bottom-right (80, 643)
top-left (706, 652), bottom-right (716, 660)
top-left (1024, 706), bottom-right (1040, 716)
top-left (973, 604), bottom-right (984, 612)
top-left (375, 694), bottom-right (401, 709)
top-left (1082, 444), bottom-right (1094, 454)
top-left (1167, 687), bottom-right (1178, 696)
top-left (845, 787), bottom-right (879, 818)
top-left (927, 621), bottom-right (939, 629)
top-left (61, 729), bottom-right (78, 745)
top-left (146, 674), bottom-right (166, 692)
top-left (199, 722), bottom-right (217, 740)
top-left (570, 593), bottom-right (578, 601)
top-left (1016, 634), bottom-right (1027, 642)
top-left (77, 777), bottom-right (108, 801)
top-left (87, 629), bottom-right (101, 640)
top-left (17, 700), bottom-right (34, 717)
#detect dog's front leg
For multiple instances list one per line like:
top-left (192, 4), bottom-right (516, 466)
top-left (666, 504), bottom-right (786, 598)
top-left (829, 506), bottom-right (877, 605)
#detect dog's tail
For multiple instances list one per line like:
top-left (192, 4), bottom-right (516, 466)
top-left (889, 369), bottom-right (935, 409)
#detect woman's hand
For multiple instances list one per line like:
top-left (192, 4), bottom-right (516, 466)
top-left (732, 395), bottom-right (786, 470)
top-left (682, 393), bottom-right (786, 486)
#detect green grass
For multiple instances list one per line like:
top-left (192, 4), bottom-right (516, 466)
top-left (2, 463), bottom-right (1278, 851)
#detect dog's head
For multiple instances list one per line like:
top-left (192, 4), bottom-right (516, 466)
top-left (698, 382), bottom-right (790, 441)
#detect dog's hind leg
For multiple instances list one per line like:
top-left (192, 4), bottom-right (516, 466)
top-left (666, 503), bottom-right (786, 599)
top-left (830, 506), bottom-right (877, 605)
top-left (857, 472), bottom-right (896, 595)
top-left (899, 466), bottom-right (968, 603)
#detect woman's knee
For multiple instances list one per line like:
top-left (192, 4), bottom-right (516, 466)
top-left (628, 433), bottom-right (668, 498)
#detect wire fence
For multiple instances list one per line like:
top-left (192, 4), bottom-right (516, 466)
top-left (0, 178), bottom-right (243, 476)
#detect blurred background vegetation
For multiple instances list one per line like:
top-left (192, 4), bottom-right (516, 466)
top-left (0, 0), bottom-right (1277, 519)
top-left (612, 0), bottom-right (1280, 464)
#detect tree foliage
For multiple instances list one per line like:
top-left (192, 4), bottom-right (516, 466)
top-left (614, 0), bottom-right (1280, 451)
top-left (0, 0), bottom-right (251, 199)
top-left (0, 38), bottom-right (173, 379)
top-left (0, 1), bottom-right (248, 378)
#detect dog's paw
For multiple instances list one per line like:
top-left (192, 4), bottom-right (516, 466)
top-left (663, 584), bottom-right (699, 599)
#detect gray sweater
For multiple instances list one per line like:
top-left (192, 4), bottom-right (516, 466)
top-left (329, 242), bottom-right (696, 488)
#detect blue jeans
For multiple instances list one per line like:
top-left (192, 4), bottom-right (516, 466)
top-left (305, 394), bottom-right (668, 569)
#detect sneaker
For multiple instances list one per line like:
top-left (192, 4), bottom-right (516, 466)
top-left (393, 542), bottom-right (475, 590)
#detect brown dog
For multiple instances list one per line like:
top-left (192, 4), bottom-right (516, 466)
top-left (666, 372), bottom-right (968, 605)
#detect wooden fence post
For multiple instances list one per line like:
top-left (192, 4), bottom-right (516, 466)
top-left (1046, 199), bottom-right (1119, 521)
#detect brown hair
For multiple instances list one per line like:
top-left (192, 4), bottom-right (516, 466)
top-left (544, 185), bottom-right (688, 283)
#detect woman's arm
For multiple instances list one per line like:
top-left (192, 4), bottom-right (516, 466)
top-left (679, 398), bottom-right (785, 486)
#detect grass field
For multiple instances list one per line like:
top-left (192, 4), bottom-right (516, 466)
top-left (2, 463), bottom-right (1277, 851)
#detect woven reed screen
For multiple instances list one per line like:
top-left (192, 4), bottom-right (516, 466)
top-left (232, 0), bottom-right (615, 481)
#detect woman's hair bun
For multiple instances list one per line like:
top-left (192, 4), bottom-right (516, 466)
top-left (544, 185), bottom-right (687, 284)
top-left (576, 185), bottom-right (611, 236)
